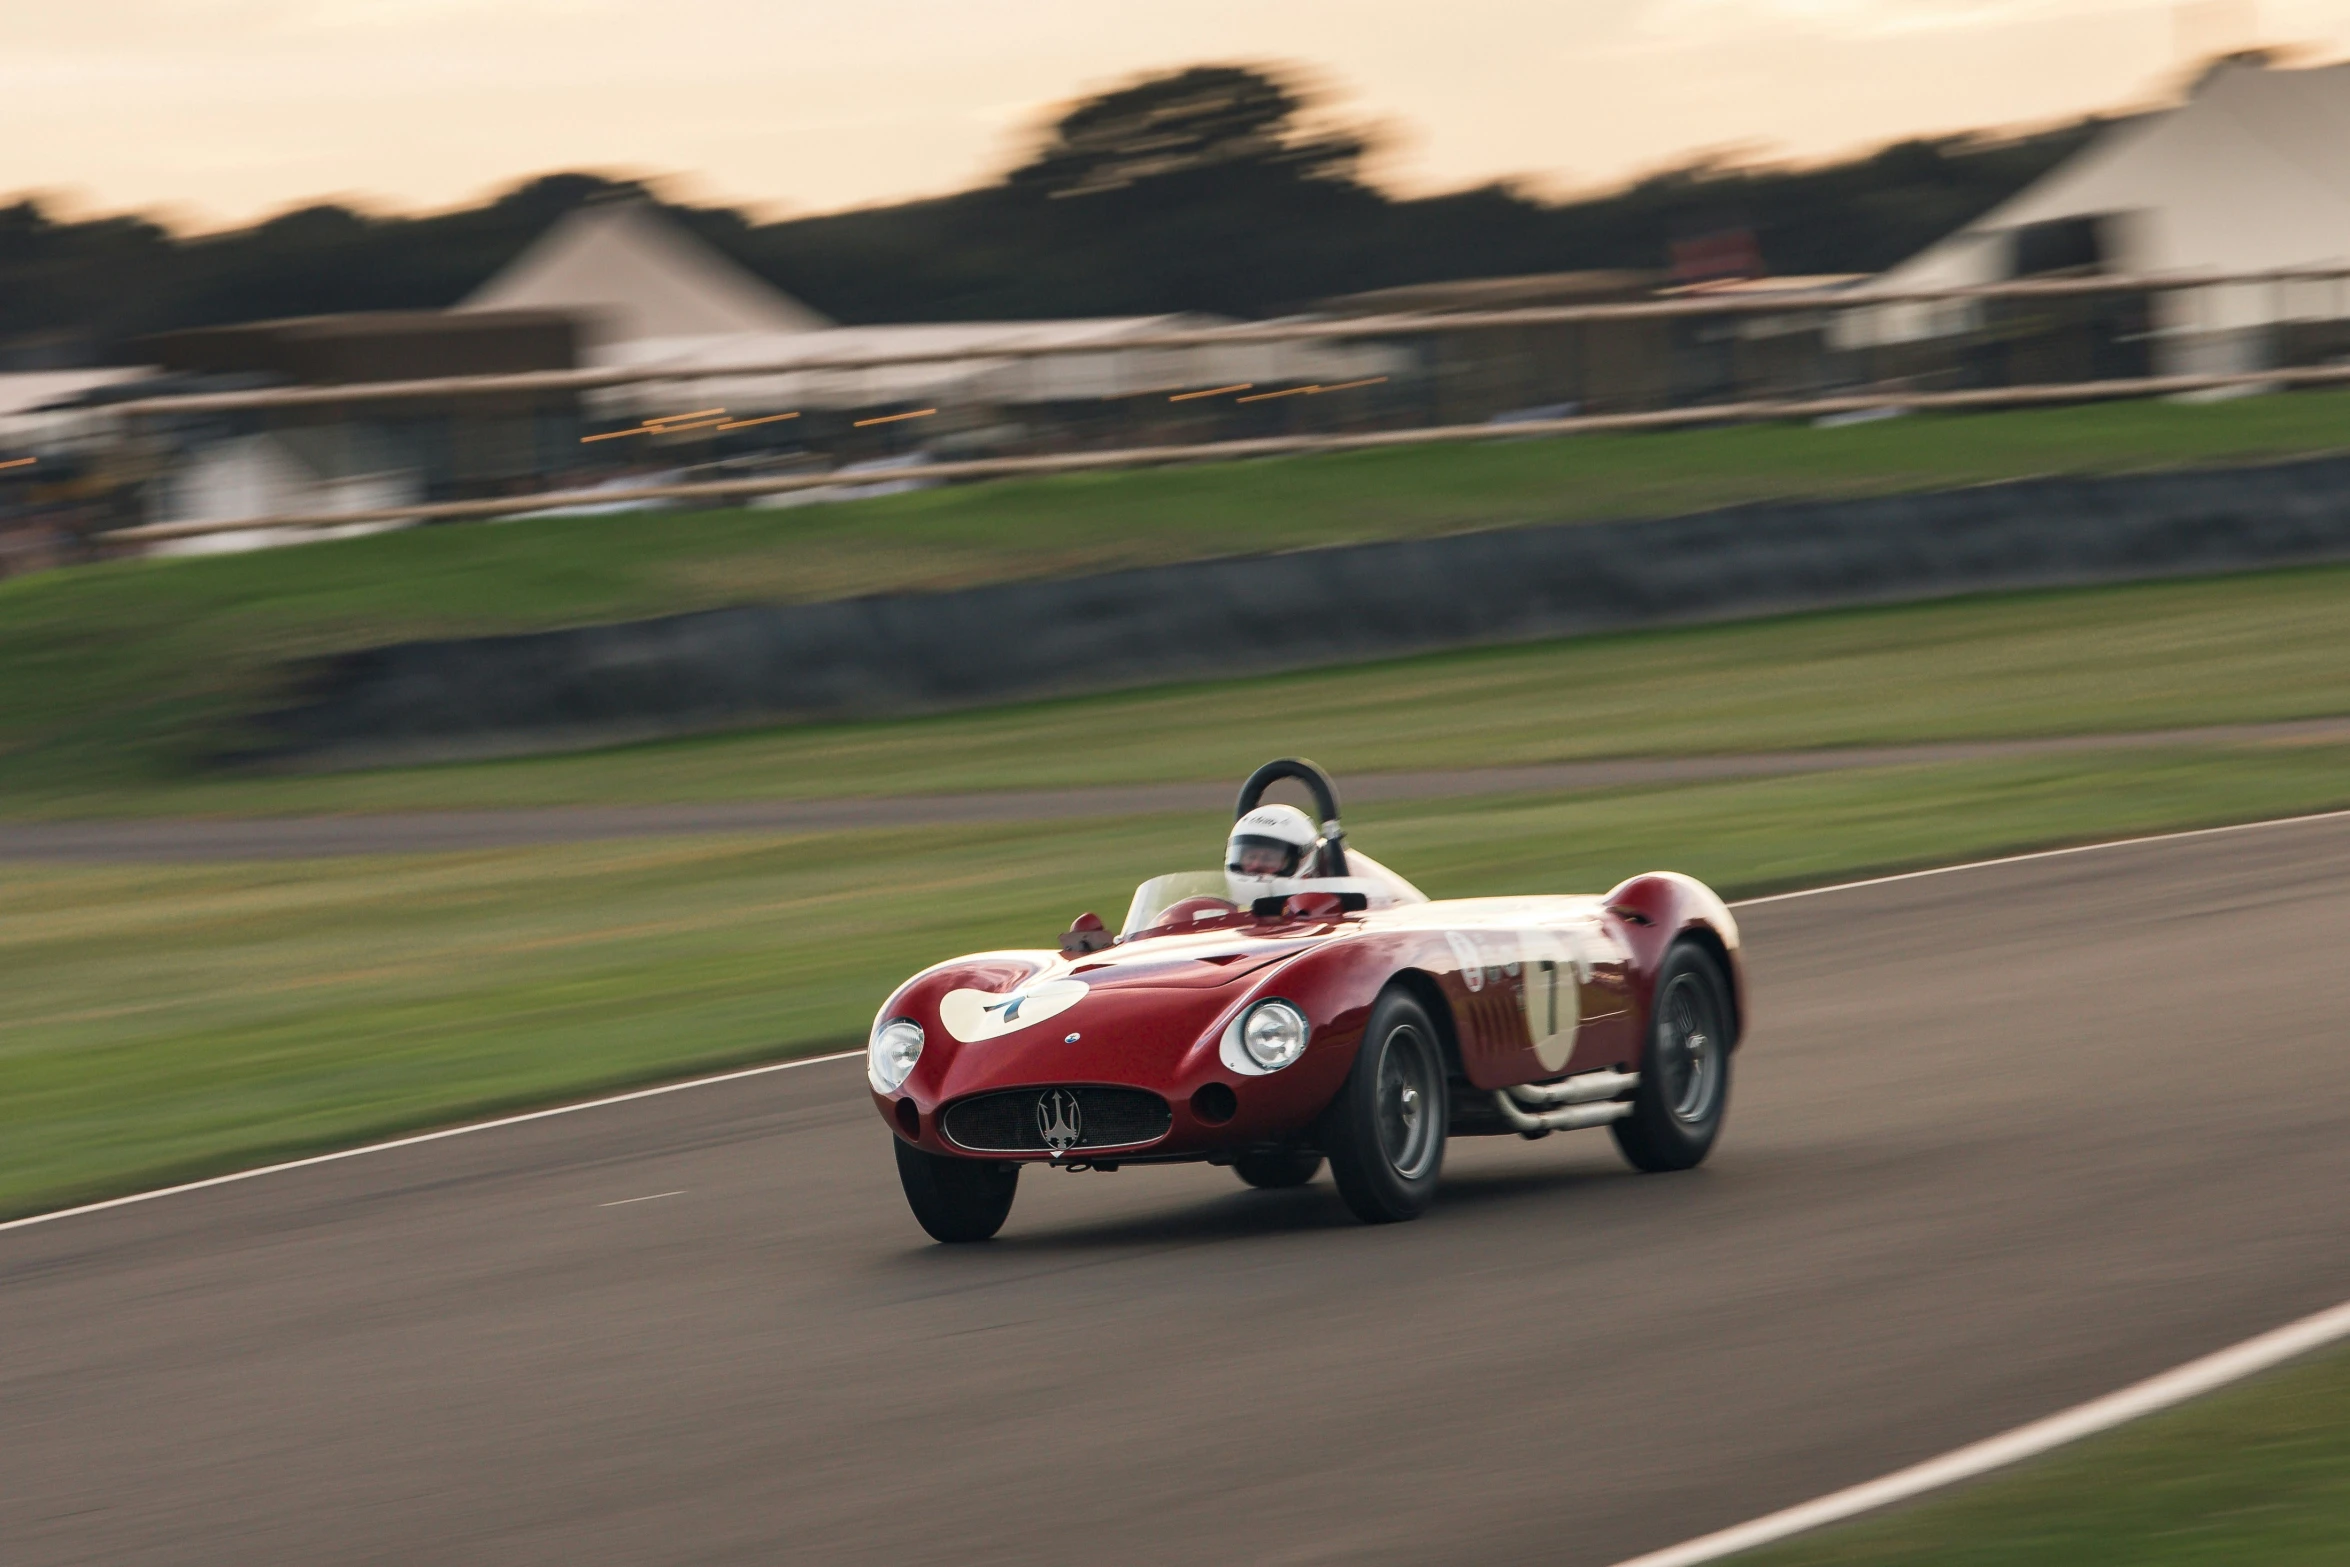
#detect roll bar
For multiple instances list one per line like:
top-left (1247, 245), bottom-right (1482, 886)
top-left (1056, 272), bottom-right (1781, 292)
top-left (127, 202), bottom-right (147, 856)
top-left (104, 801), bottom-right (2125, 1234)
top-left (1234, 758), bottom-right (1349, 878)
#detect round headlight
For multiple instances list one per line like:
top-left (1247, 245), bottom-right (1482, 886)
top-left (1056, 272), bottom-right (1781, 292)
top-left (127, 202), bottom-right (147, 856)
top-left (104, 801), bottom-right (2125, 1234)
top-left (1241, 1001), bottom-right (1310, 1071)
top-left (869, 1018), bottom-right (924, 1092)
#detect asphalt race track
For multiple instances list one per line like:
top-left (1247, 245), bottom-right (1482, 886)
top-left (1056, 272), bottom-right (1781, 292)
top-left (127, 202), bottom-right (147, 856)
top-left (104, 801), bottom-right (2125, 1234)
top-left (7, 817), bottom-right (2350, 1565)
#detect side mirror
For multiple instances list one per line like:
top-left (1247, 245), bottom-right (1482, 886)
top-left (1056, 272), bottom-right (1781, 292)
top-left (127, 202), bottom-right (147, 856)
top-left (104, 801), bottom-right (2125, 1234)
top-left (1061, 912), bottom-right (1115, 956)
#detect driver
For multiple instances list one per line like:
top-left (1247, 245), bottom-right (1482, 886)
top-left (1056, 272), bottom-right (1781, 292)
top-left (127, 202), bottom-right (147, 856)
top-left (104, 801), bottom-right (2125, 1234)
top-left (1226, 804), bottom-right (1323, 906)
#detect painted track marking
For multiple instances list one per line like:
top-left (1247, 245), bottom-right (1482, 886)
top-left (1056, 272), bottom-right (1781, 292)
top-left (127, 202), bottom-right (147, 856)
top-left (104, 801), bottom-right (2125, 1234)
top-left (1606, 1297), bottom-right (2350, 1567)
top-left (1731, 805), bottom-right (2350, 907)
top-left (0, 1053), bottom-right (856, 1237)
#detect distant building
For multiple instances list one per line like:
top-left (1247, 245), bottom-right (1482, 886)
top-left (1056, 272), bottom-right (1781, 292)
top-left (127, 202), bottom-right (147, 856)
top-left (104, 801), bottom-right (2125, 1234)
top-left (1315, 271), bottom-right (1863, 415)
top-left (461, 199), bottom-right (1398, 438)
top-left (1314, 272), bottom-right (1665, 418)
top-left (1846, 57), bottom-right (2350, 377)
top-left (147, 310), bottom-right (579, 384)
top-left (133, 311), bottom-right (585, 528)
top-left (458, 201), bottom-right (832, 345)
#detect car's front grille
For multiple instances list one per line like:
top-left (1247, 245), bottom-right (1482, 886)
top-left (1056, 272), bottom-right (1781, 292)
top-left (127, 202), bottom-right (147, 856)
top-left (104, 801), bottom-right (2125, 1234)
top-left (941, 1086), bottom-right (1173, 1154)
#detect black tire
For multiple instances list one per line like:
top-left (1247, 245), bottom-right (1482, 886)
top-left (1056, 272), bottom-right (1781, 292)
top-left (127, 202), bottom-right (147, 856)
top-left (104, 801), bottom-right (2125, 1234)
top-left (1232, 1149), bottom-right (1324, 1189)
top-left (1321, 990), bottom-right (1449, 1223)
top-left (894, 1138), bottom-right (1019, 1243)
top-left (1611, 942), bottom-right (1735, 1174)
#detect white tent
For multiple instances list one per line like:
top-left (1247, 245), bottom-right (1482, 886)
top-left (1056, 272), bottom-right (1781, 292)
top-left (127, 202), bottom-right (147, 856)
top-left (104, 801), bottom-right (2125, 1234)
top-left (1847, 58), bottom-right (2350, 369)
top-left (459, 200), bottom-right (831, 345)
top-left (146, 433), bottom-right (422, 556)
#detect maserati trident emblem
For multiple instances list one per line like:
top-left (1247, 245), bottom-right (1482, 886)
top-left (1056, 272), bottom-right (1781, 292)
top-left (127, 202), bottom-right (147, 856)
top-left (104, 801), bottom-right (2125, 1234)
top-left (1036, 1089), bottom-right (1083, 1152)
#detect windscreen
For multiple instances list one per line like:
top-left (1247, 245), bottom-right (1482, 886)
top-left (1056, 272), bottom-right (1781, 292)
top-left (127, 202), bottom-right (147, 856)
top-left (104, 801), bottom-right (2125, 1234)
top-left (1121, 871), bottom-right (1231, 936)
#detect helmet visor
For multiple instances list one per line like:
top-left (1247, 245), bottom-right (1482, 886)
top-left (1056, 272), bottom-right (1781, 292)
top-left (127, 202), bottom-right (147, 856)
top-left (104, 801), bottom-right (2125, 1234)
top-left (1228, 834), bottom-right (1305, 878)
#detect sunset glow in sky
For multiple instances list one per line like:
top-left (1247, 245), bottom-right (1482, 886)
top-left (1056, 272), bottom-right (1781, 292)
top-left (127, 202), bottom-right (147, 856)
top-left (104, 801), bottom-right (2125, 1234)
top-left (6, 0), bottom-right (2346, 228)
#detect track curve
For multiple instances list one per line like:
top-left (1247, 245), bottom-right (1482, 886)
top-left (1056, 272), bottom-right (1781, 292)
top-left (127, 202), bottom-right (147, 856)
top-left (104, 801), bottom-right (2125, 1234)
top-left (6, 816), bottom-right (2350, 1565)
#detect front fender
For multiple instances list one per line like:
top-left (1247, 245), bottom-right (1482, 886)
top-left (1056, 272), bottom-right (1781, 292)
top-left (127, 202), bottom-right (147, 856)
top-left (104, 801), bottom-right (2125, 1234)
top-left (1604, 872), bottom-right (1747, 1046)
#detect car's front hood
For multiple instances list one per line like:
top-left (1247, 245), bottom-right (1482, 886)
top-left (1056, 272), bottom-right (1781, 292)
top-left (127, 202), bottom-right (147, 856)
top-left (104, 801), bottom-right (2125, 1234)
top-left (908, 929), bottom-right (1327, 1015)
top-left (1067, 946), bottom-right (1298, 990)
top-left (897, 977), bottom-right (1241, 1103)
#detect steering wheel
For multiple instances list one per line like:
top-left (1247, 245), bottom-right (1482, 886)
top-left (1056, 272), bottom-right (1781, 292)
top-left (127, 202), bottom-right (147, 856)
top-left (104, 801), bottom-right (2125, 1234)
top-left (1233, 758), bottom-right (1349, 878)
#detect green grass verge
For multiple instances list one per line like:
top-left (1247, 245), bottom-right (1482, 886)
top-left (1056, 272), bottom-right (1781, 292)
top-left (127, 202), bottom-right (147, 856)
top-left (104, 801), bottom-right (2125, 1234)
top-left (1737, 1344), bottom-right (2350, 1565)
top-left (15, 561), bottom-right (2350, 817)
top-left (5, 391), bottom-right (2350, 811)
top-left (7, 742), bottom-right (2349, 1220)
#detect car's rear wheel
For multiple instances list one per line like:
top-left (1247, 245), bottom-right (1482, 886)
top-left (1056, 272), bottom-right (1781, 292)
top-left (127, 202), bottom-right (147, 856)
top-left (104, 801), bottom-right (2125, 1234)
top-left (894, 1138), bottom-right (1019, 1242)
top-left (1611, 942), bottom-right (1734, 1173)
top-left (1232, 1149), bottom-right (1323, 1189)
top-left (1322, 990), bottom-right (1449, 1223)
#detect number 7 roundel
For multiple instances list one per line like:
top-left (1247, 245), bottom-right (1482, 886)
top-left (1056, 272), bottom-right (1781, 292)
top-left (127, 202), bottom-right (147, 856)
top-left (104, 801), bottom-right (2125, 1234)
top-left (1515, 928), bottom-right (1581, 1071)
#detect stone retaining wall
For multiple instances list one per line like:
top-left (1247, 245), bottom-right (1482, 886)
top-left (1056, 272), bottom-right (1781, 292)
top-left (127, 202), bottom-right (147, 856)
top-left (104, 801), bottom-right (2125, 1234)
top-left (262, 454), bottom-right (2350, 766)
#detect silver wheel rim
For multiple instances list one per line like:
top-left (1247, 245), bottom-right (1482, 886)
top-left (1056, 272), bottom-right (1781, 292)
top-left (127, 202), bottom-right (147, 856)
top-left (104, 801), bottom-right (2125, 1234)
top-left (1657, 972), bottom-right (1722, 1124)
top-left (1374, 1023), bottom-right (1441, 1180)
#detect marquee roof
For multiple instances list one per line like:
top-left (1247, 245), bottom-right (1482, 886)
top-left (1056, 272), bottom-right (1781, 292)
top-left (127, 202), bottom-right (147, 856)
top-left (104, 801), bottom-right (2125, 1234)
top-left (460, 201), bottom-right (831, 345)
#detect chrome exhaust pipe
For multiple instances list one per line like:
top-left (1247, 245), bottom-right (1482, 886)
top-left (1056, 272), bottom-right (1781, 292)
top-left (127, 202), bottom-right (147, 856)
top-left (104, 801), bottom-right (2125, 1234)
top-left (1504, 1069), bottom-right (1638, 1109)
top-left (1492, 1091), bottom-right (1635, 1135)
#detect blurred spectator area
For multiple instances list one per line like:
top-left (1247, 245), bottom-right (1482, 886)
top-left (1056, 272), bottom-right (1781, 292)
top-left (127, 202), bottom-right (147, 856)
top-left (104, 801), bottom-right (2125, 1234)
top-left (5, 56), bottom-right (2350, 559)
top-left (1316, 271), bottom-right (1872, 417)
top-left (1319, 271), bottom-right (1670, 419)
top-left (136, 311), bottom-right (582, 529)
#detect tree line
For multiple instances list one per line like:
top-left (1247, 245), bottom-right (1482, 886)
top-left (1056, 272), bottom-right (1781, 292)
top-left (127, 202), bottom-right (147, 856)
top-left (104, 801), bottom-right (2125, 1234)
top-left (1, 64), bottom-right (2104, 363)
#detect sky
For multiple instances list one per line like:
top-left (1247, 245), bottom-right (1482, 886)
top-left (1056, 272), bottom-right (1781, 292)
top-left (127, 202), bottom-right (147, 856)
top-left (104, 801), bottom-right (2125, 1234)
top-left (5, 0), bottom-right (2346, 231)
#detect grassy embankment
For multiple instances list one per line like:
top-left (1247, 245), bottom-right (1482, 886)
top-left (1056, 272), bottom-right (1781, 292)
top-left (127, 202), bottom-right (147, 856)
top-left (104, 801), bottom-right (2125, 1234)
top-left (3, 391), bottom-right (2349, 814)
top-left (1737, 1344), bottom-right (2350, 1566)
top-left (60, 557), bottom-right (2350, 817)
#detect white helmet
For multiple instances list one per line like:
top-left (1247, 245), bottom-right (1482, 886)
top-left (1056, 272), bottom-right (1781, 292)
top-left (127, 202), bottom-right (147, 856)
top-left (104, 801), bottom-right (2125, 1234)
top-left (1226, 804), bottom-right (1322, 905)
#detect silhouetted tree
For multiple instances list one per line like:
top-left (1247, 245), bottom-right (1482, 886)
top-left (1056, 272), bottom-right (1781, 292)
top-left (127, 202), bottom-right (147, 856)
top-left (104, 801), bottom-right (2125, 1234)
top-left (1010, 64), bottom-right (1367, 198)
top-left (0, 64), bottom-right (2111, 360)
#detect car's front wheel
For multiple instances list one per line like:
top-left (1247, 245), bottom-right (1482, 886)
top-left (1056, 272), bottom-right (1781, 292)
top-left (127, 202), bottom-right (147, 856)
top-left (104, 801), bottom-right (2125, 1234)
top-left (1611, 942), bottom-right (1734, 1173)
top-left (1322, 990), bottom-right (1449, 1223)
top-left (894, 1138), bottom-right (1019, 1242)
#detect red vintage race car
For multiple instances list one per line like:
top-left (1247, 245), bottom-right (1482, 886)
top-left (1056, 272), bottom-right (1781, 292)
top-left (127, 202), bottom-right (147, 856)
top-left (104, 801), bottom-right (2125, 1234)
top-left (869, 759), bottom-right (1745, 1242)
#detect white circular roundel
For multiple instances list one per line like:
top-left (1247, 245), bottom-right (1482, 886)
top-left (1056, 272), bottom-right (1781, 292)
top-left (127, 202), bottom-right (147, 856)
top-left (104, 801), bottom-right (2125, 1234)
top-left (938, 979), bottom-right (1090, 1043)
top-left (1515, 929), bottom-right (1581, 1072)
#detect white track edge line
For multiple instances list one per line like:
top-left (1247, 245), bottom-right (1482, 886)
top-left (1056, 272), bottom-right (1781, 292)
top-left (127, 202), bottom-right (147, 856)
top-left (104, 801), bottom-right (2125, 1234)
top-left (1605, 803), bottom-right (2350, 1563)
top-left (1605, 1295), bottom-right (2350, 1567)
top-left (12, 802), bottom-right (2350, 1239)
top-left (1726, 805), bottom-right (2350, 908)
top-left (0, 1051), bottom-right (859, 1236)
